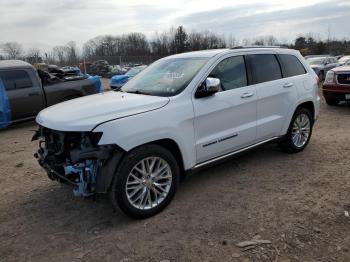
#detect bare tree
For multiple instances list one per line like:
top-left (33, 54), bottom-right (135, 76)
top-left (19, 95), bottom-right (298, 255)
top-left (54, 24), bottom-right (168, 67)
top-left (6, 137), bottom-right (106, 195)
top-left (1, 42), bottom-right (24, 59)
top-left (64, 41), bottom-right (78, 65)
top-left (226, 34), bottom-right (237, 48)
top-left (26, 48), bottom-right (41, 63)
top-left (27, 48), bottom-right (41, 57)
top-left (52, 46), bottom-right (66, 65)
top-left (174, 26), bottom-right (188, 53)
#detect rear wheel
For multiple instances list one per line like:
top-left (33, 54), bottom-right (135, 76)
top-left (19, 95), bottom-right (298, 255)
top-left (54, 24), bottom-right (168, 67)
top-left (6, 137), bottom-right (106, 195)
top-left (109, 145), bottom-right (179, 218)
top-left (279, 107), bottom-right (313, 153)
top-left (325, 98), bottom-right (339, 106)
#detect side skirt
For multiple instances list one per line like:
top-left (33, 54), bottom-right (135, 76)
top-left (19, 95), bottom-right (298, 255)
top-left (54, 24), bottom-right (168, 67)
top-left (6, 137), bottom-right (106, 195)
top-left (192, 136), bottom-right (280, 170)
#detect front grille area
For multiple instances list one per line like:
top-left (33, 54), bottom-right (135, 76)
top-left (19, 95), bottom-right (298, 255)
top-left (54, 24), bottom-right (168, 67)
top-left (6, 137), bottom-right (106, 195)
top-left (337, 73), bottom-right (350, 85)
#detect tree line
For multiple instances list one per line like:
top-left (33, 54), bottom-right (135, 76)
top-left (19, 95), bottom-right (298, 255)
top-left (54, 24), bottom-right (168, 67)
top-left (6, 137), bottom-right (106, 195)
top-left (1, 26), bottom-right (350, 66)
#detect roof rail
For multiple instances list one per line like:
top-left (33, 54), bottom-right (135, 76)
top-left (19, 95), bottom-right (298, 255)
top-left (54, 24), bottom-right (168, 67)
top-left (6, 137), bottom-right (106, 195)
top-left (231, 45), bottom-right (285, 49)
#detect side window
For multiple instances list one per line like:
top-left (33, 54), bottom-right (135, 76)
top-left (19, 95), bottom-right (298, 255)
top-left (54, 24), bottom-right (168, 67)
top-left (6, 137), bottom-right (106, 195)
top-left (210, 56), bottom-right (247, 91)
top-left (279, 54), bottom-right (306, 78)
top-left (248, 54), bottom-right (282, 84)
top-left (0, 70), bottom-right (33, 91)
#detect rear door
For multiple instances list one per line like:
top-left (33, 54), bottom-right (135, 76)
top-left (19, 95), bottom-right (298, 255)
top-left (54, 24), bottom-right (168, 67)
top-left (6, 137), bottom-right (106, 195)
top-left (193, 55), bottom-right (257, 163)
top-left (0, 69), bottom-right (45, 120)
top-left (246, 53), bottom-right (298, 141)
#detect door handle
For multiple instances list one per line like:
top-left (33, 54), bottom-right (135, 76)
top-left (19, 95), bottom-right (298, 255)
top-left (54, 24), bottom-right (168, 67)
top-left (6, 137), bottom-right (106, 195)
top-left (283, 83), bottom-right (294, 88)
top-left (241, 92), bottom-right (254, 98)
top-left (28, 92), bottom-right (39, 96)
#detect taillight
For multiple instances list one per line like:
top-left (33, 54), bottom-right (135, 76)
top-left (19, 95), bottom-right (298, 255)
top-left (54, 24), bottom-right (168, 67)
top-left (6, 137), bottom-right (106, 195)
top-left (315, 76), bottom-right (322, 89)
top-left (316, 76), bottom-right (320, 86)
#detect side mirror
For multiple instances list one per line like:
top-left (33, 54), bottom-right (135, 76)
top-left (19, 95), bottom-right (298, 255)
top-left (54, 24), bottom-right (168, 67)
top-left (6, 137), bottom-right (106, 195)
top-left (195, 77), bottom-right (221, 98)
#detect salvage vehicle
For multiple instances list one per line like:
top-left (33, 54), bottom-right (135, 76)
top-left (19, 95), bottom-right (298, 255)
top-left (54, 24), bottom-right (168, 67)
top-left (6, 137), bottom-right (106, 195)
top-left (322, 65), bottom-right (350, 105)
top-left (81, 60), bottom-right (110, 77)
top-left (110, 65), bottom-right (147, 89)
top-left (306, 56), bottom-right (339, 81)
top-left (33, 47), bottom-right (320, 218)
top-left (0, 60), bottom-right (101, 127)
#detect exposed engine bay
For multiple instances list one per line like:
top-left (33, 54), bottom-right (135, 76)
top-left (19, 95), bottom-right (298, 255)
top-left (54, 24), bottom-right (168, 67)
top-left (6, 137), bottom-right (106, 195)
top-left (33, 126), bottom-right (123, 196)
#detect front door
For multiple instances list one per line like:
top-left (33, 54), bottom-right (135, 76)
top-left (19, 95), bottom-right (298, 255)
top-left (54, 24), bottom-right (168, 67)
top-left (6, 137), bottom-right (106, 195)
top-left (192, 55), bottom-right (257, 164)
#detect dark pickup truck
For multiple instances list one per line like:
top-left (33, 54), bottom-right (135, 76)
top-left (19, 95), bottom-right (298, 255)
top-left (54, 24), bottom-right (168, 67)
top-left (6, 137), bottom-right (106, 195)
top-left (0, 60), bottom-right (101, 127)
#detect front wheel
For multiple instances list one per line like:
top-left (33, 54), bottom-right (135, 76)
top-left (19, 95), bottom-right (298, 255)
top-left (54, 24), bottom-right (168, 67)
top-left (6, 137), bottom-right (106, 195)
top-left (279, 107), bottom-right (313, 153)
top-left (109, 145), bottom-right (179, 218)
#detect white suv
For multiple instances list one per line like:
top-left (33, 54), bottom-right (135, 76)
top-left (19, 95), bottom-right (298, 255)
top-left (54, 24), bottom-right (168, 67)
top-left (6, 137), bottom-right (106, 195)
top-left (34, 47), bottom-right (320, 218)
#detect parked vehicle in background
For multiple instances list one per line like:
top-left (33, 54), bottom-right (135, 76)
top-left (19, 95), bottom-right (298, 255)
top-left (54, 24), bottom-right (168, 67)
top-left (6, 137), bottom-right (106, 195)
top-left (107, 65), bottom-right (128, 78)
top-left (336, 55), bottom-right (344, 60)
top-left (0, 60), bottom-right (101, 127)
top-left (33, 47), bottom-right (320, 218)
top-left (80, 60), bottom-right (110, 77)
top-left (61, 66), bottom-right (81, 76)
top-left (306, 56), bottom-right (339, 81)
top-left (110, 65), bottom-right (147, 89)
top-left (323, 65), bottom-right (350, 105)
top-left (338, 55), bottom-right (350, 66)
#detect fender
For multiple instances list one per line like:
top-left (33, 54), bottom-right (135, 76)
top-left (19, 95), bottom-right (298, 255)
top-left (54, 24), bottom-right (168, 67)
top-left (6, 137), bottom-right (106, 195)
top-left (94, 97), bottom-right (197, 170)
top-left (280, 96), bottom-right (315, 136)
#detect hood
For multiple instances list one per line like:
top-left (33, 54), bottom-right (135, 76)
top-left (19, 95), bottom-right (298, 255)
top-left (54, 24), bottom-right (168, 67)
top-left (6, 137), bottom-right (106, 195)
top-left (332, 65), bottom-right (350, 72)
top-left (36, 91), bottom-right (170, 131)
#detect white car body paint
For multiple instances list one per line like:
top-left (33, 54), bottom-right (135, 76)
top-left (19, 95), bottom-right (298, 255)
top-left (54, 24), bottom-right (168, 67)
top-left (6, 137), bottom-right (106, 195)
top-left (37, 91), bottom-right (169, 131)
top-left (37, 48), bottom-right (320, 170)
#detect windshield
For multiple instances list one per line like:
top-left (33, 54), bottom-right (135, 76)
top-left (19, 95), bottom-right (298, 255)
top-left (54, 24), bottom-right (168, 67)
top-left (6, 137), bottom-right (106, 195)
top-left (121, 57), bottom-right (209, 96)
top-left (307, 57), bottom-right (326, 65)
top-left (126, 66), bottom-right (145, 77)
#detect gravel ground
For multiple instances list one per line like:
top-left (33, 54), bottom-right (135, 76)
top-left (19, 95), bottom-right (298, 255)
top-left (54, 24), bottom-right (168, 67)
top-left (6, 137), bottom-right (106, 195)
top-left (0, 84), bottom-right (350, 261)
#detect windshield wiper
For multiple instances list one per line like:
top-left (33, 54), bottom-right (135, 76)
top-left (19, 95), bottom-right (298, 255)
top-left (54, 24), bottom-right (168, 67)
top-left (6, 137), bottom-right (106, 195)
top-left (125, 90), bottom-right (153, 96)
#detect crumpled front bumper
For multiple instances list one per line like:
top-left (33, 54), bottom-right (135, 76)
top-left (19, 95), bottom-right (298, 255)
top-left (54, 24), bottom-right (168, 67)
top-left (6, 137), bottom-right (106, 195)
top-left (33, 126), bottom-right (124, 196)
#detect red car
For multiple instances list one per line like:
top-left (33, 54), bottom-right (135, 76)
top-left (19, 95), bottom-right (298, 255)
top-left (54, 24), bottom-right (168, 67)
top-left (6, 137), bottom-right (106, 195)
top-left (322, 65), bottom-right (350, 105)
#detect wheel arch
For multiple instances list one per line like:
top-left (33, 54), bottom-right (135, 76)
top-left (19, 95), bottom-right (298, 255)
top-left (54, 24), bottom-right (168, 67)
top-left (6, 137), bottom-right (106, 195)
top-left (98, 138), bottom-right (186, 194)
top-left (296, 101), bottom-right (315, 121)
top-left (280, 100), bottom-right (315, 136)
top-left (135, 138), bottom-right (185, 176)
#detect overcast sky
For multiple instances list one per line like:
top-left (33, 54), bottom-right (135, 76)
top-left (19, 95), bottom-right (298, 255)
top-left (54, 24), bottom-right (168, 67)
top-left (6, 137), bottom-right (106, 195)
top-left (0, 0), bottom-right (349, 52)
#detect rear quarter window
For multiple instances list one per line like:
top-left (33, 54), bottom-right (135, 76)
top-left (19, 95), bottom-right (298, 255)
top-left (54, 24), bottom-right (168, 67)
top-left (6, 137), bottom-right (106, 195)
top-left (247, 54), bottom-right (282, 84)
top-left (278, 54), bottom-right (306, 78)
top-left (0, 70), bottom-right (33, 90)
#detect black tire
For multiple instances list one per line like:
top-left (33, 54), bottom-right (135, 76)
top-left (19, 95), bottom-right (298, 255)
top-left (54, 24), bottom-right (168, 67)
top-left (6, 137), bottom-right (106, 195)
top-left (109, 144), bottom-right (180, 218)
top-left (325, 98), bottom-right (339, 106)
top-left (279, 107), bottom-right (313, 153)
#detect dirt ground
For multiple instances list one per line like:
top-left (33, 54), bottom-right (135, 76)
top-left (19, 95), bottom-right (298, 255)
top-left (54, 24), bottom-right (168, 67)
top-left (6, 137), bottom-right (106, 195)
top-left (0, 83), bottom-right (350, 261)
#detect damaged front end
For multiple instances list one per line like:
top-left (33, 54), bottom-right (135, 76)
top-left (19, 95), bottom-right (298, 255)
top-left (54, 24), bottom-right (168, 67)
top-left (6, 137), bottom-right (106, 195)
top-left (33, 127), bottom-right (123, 197)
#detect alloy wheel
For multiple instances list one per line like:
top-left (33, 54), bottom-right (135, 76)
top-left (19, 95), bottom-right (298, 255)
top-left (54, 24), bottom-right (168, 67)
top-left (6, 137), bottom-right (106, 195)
top-left (125, 157), bottom-right (172, 210)
top-left (291, 113), bottom-right (311, 148)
